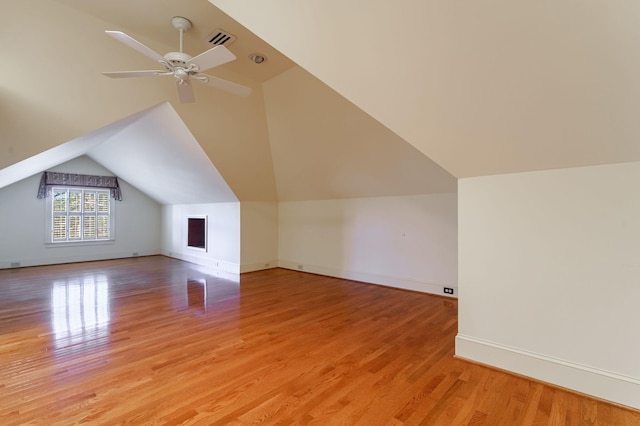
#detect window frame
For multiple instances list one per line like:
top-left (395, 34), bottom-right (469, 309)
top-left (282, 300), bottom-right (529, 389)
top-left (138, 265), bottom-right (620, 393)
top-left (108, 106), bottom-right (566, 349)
top-left (187, 215), bottom-right (208, 252)
top-left (46, 186), bottom-right (115, 245)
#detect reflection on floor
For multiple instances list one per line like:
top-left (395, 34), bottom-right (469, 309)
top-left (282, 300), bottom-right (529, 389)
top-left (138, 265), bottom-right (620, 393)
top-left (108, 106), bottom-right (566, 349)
top-left (43, 261), bottom-right (241, 351)
top-left (187, 278), bottom-right (207, 314)
top-left (185, 276), bottom-right (239, 315)
top-left (51, 274), bottom-right (110, 348)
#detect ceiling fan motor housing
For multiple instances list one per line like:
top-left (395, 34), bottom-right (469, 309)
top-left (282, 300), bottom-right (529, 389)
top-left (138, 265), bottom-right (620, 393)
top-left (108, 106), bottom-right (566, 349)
top-left (164, 51), bottom-right (192, 66)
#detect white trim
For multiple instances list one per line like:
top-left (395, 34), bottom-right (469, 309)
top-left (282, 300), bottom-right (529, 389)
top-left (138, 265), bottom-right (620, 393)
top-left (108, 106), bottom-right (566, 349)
top-left (240, 260), bottom-right (278, 273)
top-left (278, 259), bottom-right (456, 297)
top-left (186, 215), bottom-right (208, 252)
top-left (161, 249), bottom-right (239, 274)
top-left (0, 250), bottom-right (160, 270)
top-left (45, 240), bottom-right (116, 248)
top-left (455, 334), bottom-right (640, 410)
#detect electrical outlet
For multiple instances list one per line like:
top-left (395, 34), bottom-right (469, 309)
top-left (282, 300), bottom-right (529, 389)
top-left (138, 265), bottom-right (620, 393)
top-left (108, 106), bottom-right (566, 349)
top-left (444, 287), bottom-right (454, 295)
top-left (10, 262), bottom-right (20, 268)
top-left (298, 264), bottom-right (303, 270)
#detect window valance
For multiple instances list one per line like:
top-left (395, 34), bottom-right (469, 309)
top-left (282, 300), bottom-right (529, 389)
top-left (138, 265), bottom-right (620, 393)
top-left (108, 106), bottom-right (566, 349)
top-left (37, 171), bottom-right (122, 201)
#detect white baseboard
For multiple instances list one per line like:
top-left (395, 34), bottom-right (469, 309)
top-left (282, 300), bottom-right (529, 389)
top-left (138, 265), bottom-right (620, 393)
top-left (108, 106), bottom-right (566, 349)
top-left (455, 334), bottom-right (640, 410)
top-left (277, 259), bottom-right (456, 297)
top-left (0, 249), bottom-right (160, 269)
top-left (160, 250), bottom-right (240, 274)
top-left (240, 260), bottom-right (278, 273)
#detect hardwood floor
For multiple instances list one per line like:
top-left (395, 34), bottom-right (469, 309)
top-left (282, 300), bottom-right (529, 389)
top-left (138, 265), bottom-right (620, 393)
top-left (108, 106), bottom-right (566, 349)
top-left (0, 256), bottom-right (638, 425)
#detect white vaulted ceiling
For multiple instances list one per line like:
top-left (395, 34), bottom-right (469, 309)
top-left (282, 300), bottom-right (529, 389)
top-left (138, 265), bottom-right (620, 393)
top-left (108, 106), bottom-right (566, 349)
top-left (2, 0), bottom-right (458, 204)
top-left (0, 103), bottom-right (237, 204)
top-left (210, 0), bottom-right (640, 178)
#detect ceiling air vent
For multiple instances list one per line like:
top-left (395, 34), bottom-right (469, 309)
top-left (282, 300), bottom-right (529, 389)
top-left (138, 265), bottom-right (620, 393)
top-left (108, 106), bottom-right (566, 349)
top-left (206, 29), bottom-right (236, 46)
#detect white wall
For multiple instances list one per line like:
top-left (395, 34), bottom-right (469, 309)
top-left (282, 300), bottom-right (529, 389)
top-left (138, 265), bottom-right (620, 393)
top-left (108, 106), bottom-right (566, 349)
top-left (278, 194), bottom-right (458, 295)
top-left (161, 203), bottom-right (241, 273)
top-left (240, 202), bottom-right (278, 272)
top-left (0, 156), bottom-right (161, 268)
top-left (457, 161), bottom-right (640, 409)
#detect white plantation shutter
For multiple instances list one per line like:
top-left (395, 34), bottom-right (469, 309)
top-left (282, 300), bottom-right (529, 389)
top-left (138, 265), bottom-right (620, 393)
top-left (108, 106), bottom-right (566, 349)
top-left (48, 187), bottom-right (113, 243)
top-left (69, 191), bottom-right (81, 212)
top-left (97, 216), bottom-right (109, 239)
top-left (98, 192), bottom-right (109, 213)
top-left (53, 190), bottom-right (67, 212)
top-left (53, 216), bottom-right (67, 241)
top-left (84, 216), bottom-right (96, 239)
top-left (69, 216), bottom-right (82, 239)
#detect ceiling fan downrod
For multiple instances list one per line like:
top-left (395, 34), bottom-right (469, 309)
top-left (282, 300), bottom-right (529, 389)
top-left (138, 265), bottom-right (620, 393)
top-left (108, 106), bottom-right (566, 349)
top-left (171, 16), bottom-right (192, 54)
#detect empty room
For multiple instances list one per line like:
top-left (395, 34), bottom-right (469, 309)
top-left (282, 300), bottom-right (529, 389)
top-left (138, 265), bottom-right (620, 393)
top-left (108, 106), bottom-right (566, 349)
top-left (1, 0), bottom-right (639, 424)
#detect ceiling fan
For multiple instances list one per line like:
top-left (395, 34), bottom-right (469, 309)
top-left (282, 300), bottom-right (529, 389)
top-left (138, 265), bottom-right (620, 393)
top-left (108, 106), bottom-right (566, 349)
top-left (103, 16), bottom-right (251, 103)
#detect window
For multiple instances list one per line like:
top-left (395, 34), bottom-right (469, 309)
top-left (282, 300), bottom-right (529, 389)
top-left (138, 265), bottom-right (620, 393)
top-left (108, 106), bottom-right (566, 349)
top-left (48, 187), bottom-right (114, 243)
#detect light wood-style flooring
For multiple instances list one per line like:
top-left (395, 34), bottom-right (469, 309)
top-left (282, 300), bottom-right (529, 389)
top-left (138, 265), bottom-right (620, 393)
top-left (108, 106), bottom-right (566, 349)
top-left (0, 256), bottom-right (638, 425)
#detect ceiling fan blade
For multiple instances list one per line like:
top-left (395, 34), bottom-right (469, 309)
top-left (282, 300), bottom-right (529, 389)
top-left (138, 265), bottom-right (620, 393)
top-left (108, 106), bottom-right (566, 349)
top-left (176, 81), bottom-right (195, 103)
top-left (199, 74), bottom-right (252, 97)
top-left (186, 45), bottom-right (236, 72)
top-left (106, 30), bottom-right (165, 63)
top-left (103, 70), bottom-right (163, 78)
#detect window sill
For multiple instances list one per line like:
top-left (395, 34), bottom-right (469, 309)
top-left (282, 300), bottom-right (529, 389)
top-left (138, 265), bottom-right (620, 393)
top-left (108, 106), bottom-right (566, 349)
top-left (45, 240), bottom-right (115, 248)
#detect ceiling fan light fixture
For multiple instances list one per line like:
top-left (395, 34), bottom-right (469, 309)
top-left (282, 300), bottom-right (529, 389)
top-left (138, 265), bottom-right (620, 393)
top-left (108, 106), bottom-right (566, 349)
top-left (174, 68), bottom-right (188, 80)
top-left (249, 53), bottom-right (267, 64)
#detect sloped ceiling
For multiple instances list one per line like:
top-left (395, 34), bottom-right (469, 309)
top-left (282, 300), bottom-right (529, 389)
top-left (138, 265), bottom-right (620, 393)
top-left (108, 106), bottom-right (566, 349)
top-left (87, 103), bottom-right (237, 204)
top-left (0, 103), bottom-right (237, 204)
top-left (264, 67), bottom-right (456, 200)
top-left (1, 0), bottom-right (279, 202)
top-left (210, 0), bottom-right (640, 178)
top-left (2, 0), bottom-right (459, 204)
top-left (52, 0), bottom-right (296, 83)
